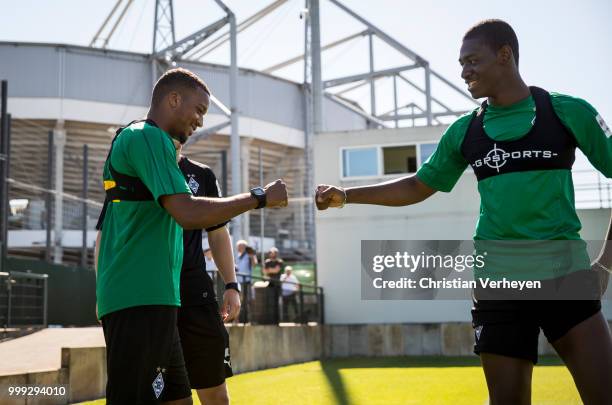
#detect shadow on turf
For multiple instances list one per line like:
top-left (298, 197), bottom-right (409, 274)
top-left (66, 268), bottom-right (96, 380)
top-left (319, 356), bottom-right (564, 405)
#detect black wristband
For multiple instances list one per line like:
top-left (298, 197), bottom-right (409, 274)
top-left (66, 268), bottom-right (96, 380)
top-left (225, 282), bottom-right (240, 293)
top-left (250, 187), bottom-right (266, 209)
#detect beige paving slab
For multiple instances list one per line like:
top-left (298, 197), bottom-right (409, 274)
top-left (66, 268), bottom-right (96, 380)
top-left (0, 328), bottom-right (105, 376)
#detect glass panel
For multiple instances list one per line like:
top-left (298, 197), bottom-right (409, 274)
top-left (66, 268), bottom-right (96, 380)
top-left (342, 147), bottom-right (378, 177)
top-left (383, 145), bottom-right (417, 174)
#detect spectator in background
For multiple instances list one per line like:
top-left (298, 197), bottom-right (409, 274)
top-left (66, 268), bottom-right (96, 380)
top-left (235, 240), bottom-right (257, 282)
top-left (203, 247), bottom-right (217, 272)
top-left (263, 247), bottom-right (284, 323)
top-left (280, 266), bottom-right (299, 322)
top-left (263, 247), bottom-right (284, 281)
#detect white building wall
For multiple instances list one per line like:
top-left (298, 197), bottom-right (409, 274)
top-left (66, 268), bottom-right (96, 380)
top-left (315, 127), bottom-right (612, 324)
top-left (0, 42), bottom-right (368, 135)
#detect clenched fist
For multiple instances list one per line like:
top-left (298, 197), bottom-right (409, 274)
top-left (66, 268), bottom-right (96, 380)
top-left (315, 184), bottom-right (347, 210)
top-left (264, 179), bottom-right (289, 208)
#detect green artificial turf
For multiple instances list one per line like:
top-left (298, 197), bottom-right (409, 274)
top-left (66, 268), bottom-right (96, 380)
top-left (75, 356), bottom-right (582, 405)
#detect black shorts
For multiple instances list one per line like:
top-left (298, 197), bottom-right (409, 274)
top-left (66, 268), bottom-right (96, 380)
top-left (177, 302), bottom-right (234, 389)
top-left (101, 305), bottom-right (191, 405)
top-left (472, 299), bottom-right (601, 364)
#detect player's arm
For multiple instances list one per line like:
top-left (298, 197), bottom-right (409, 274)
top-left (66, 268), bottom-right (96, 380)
top-left (597, 215), bottom-right (612, 267)
top-left (315, 115), bottom-right (471, 210)
top-left (594, 214), bottom-right (612, 270)
top-left (161, 179), bottom-right (287, 230)
top-left (554, 95), bottom-right (612, 289)
top-left (557, 96), bottom-right (612, 178)
top-left (316, 174), bottom-right (436, 210)
top-left (126, 129), bottom-right (288, 230)
top-left (94, 199), bottom-right (107, 323)
top-left (94, 230), bottom-right (101, 274)
top-left (208, 226), bottom-right (241, 321)
top-left (94, 230), bottom-right (101, 322)
top-left (209, 227), bottom-right (236, 283)
top-left (593, 214), bottom-right (612, 296)
top-left (94, 198), bottom-right (107, 274)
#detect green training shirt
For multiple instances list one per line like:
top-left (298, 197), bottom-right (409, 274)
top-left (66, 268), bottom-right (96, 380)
top-left (97, 121), bottom-right (191, 317)
top-left (416, 92), bottom-right (612, 279)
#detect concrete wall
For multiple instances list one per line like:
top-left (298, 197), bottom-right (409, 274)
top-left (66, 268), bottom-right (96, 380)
top-left (227, 324), bottom-right (323, 374)
top-left (3, 321), bottom-right (612, 403)
top-left (0, 325), bottom-right (323, 404)
top-left (322, 323), bottom-right (561, 358)
top-left (0, 42), bottom-right (368, 134)
top-left (314, 127), bottom-right (612, 324)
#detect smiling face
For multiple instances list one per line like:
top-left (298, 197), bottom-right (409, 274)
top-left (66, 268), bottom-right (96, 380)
top-left (459, 38), bottom-right (508, 100)
top-left (167, 86), bottom-right (210, 144)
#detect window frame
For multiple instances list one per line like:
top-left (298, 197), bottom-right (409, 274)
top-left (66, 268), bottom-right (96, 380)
top-left (339, 141), bottom-right (438, 181)
top-left (338, 144), bottom-right (381, 180)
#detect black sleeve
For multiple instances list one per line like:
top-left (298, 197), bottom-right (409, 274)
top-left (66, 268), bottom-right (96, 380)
top-left (95, 198), bottom-right (109, 231)
top-left (202, 167), bottom-right (222, 198)
top-left (199, 166), bottom-right (229, 233)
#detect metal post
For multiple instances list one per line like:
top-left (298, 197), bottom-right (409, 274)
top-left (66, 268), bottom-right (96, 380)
top-left (2, 115), bottom-right (11, 268)
top-left (259, 147), bottom-right (264, 264)
top-left (310, 0), bottom-right (323, 134)
top-left (221, 150), bottom-right (228, 199)
top-left (393, 74), bottom-right (398, 129)
top-left (6, 275), bottom-right (11, 327)
top-left (0, 81), bottom-right (7, 273)
top-left (303, 0), bottom-right (315, 265)
top-left (308, 0), bottom-right (322, 278)
top-left (169, 0), bottom-right (176, 44)
top-left (598, 173), bottom-right (603, 208)
top-left (53, 121), bottom-right (66, 264)
top-left (244, 278), bottom-right (250, 324)
top-left (240, 139), bottom-right (251, 239)
top-left (424, 63), bottom-right (433, 126)
top-left (45, 131), bottom-right (53, 262)
top-left (368, 31), bottom-right (376, 117)
top-left (299, 287), bottom-right (304, 324)
top-left (228, 8), bottom-right (242, 242)
top-left (319, 287), bottom-right (324, 324)
top-left (81, 144), bottom-right (88, 268)
top-left (152, 0), bottom-right (159, 52)
top-left (43, 276), bottom-right (48, 327)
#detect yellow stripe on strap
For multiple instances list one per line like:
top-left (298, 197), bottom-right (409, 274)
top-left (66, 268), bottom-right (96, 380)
top-left (112, 200), bottom-right (120, 203)
top-left (103, 180), bottom-right (116, 190)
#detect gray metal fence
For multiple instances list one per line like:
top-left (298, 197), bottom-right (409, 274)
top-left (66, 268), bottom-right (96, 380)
top-left (0, 271), bottom-right (48, 328)
top-left (208, 270), bottom-right (324, 325)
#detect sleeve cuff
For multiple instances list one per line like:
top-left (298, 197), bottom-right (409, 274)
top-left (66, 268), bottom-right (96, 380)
top-left (416, 170), bottom-right (453, 193)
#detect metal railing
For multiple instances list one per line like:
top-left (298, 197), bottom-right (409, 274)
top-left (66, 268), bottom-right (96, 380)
top-left (207, 270), bottom-right (324, 325)
top-left (573, 169), bottom-right (612, 209)
top-left (0, 271), bottom-right (48, 328)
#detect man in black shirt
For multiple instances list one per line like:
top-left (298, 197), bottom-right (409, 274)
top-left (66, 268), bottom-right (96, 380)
top-left (177, 153), bottom-right (239, 405)
top-left (263, 247), bottom-right (284, 323)
top-left (263, 247), bottom-right (284, 281)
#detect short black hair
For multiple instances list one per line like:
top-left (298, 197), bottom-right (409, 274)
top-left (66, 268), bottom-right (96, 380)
top-left (151, 67), bottom-right (210, 106)
top-left (463, 19), bottom-right (519, 65)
